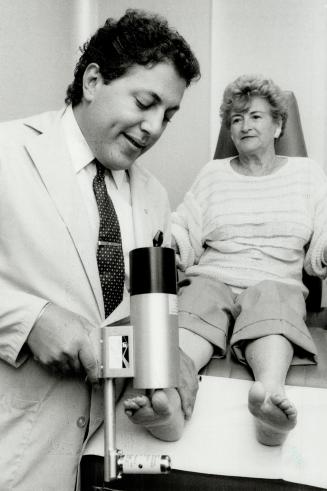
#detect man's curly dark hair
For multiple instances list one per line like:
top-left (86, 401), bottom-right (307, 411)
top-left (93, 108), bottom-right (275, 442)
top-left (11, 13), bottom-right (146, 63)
top-left (65, 9), bottom-right (200, 106)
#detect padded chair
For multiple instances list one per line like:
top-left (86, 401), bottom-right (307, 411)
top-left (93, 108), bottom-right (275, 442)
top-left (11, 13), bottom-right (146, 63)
top-left (203, 91), bottom-right (327, 389)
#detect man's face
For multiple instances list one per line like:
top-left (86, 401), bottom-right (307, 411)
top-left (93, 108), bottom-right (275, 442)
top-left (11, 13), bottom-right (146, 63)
top-left (75, 62), bottom-right (186, 171)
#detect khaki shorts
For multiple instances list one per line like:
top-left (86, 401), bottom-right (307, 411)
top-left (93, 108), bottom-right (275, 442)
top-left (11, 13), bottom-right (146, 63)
top-left (178, 276), bottom-right (317, 365)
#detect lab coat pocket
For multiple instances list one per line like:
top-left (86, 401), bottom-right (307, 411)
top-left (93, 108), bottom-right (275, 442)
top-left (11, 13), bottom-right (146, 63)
top-left (0, 393), bottom-right (40, 486)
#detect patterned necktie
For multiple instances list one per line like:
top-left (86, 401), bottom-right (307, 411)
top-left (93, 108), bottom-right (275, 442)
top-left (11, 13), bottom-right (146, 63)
top-left (93, 161), bottom-right (125, 317)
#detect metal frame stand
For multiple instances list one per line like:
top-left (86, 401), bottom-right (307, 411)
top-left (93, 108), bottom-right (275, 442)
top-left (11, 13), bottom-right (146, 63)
top-left (97, 325), bottom-right (171, 488)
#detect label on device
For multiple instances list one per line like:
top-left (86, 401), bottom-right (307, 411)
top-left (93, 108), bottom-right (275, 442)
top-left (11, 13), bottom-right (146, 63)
top-left (100, 325), bottom-right (134, 378)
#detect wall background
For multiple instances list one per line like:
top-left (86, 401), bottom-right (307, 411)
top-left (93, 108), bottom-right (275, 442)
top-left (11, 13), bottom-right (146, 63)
top-left (0, 0), bottom-right (75, 119)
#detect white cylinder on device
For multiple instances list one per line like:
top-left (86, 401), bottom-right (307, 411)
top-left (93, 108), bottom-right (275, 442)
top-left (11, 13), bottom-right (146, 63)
top-left (118, 454), bottom-right (171, 474)
top-left (129, 247), bottom-right (179, 389)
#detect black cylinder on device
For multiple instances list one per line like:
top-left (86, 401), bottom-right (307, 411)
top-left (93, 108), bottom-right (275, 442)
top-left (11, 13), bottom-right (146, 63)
top-left (129, 247), bottom-right (177, 296)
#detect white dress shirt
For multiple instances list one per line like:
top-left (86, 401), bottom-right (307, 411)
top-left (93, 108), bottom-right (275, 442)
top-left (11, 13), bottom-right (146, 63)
top-left (61, 105), bottom-right (135, 311)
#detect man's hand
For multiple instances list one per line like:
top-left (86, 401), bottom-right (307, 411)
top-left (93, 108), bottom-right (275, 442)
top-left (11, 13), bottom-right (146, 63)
top-left (27, 303), bottom-right (99, 383)
top-left (177, 348), bottom-right (199, 420)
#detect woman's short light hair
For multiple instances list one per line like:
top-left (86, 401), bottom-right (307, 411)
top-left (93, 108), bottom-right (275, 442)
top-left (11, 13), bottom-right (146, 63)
top-left (219, 74), bottom-right (288, 138)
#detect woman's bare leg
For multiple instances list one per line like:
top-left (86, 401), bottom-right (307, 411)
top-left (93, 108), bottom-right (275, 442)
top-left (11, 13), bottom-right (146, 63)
top-left (245, 334), bottom-right (297, 446)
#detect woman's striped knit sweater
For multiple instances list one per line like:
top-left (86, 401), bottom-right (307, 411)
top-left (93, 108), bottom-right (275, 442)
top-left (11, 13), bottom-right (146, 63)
top-left (172, 157), bottom-right (327, 294)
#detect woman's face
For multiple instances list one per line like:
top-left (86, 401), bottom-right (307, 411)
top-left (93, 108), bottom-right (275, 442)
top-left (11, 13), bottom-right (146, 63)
top-left (229, 96), bottom-right (281, 157)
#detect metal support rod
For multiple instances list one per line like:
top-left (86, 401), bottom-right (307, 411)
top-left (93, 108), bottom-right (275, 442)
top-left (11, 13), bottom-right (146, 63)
top-left (104, 378), bottom-right (117, 482)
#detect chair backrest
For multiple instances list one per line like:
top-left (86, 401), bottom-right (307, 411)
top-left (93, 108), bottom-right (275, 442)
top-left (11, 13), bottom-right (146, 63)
top-left (213, 91), bottom-right (321, 311)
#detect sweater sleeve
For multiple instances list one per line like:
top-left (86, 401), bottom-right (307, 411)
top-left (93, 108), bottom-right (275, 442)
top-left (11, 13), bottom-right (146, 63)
top-left (304, 162), bottom-right (327, 278)
top-left (172, 190), bottom-right (205, 271)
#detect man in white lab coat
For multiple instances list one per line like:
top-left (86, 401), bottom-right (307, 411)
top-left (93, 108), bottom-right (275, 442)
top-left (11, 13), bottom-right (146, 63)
top-left (0, 9), bottom-right (200, 490)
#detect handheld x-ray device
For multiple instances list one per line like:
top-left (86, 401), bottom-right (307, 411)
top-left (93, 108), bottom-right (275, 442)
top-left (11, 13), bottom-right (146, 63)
top-left (96, 244), bottom-right (179, 487)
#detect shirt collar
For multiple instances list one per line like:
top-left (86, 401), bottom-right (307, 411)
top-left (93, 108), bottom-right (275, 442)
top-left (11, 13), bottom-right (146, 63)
top-left (61, 105), bottom-right (127, 190)
top-left (61, 105), bottom-right (94, 172)
top-left (111, 169), bottom-right (127, 189)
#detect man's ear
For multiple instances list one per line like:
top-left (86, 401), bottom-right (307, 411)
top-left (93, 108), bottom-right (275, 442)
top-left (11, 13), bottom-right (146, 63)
top-left (82, 63), bottom-right (102, 102)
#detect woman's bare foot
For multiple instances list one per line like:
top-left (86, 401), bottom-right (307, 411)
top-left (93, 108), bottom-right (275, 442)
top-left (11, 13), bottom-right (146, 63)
top-left (248, 381), bottom-right (297, 446)
top-left (124, 388), bottom-right (185, 441)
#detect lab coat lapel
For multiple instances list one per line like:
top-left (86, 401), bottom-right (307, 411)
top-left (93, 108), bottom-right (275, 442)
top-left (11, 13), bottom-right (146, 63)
top-left (24, 119), bottom-right (104, 316)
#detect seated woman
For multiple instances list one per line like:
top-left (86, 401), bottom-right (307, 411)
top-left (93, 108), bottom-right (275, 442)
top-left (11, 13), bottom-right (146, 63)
top-left (171, 74), bottom-right (327, 446)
